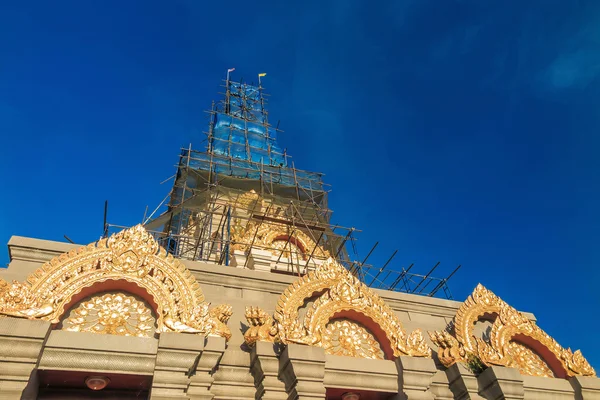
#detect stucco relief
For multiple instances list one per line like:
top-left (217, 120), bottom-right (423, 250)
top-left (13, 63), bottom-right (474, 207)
top-left (230, 190), bottom-right (330, 260)
top-left (244, 257), bottom-right (431, 359)
top-left (0, 225), bottom-right (232, 340)
top-left (429, 284), bottom-right (595, 378)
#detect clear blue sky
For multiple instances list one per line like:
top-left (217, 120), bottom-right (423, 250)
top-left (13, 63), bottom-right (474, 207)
top-left (1, 1), bottom-right (599, 368)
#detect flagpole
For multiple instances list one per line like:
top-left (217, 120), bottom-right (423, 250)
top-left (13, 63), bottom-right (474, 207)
top-left (226, 68), bottom-right (235, 115)
top-left (226, 68), bottom-right (235, 88)
top-left (258, 72), bottom-right (266, 88)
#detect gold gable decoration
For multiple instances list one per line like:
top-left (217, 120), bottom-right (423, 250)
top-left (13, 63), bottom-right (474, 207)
top-left (230, 190), bottom-right (330, 260)
top-left (236, 189), bottom-right (263, 211)
top-left (244, 258), bottom-right (431, 358)
top-left (234, 221), bottom-right (329, 258)
top-left (0, 225), bottom-right (232, 340)
top-left (429, 284), bottom-right (595, 378)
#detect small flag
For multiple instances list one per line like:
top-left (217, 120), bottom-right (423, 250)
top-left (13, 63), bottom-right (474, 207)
top-left (258, 72), bottom-right (267, 77)
top-left (228, 68), bottom-right (235, 72)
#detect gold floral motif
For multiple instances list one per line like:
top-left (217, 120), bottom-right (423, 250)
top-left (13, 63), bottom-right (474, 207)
top-left (0, 225), bottom-right (232, 340)
top-left (244, 306), bottom-right (277, 346)
top-left (429, 284), bottom-right (596, 378)
top-left (243, 258), bottom-right (430, 358)
top-left (63, 293), bottom-right (155, 337)
top-left (104, 226), bottom-right (158, 275)
top-left (322, 319), bottom-right (384, 360)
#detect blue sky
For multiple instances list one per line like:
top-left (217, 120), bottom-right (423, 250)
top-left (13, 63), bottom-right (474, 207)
top-left (1, 1), bottom-right (599, 368)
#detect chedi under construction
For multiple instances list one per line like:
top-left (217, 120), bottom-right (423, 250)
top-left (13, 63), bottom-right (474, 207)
top-left (0, 73), bottom-right (597, 399)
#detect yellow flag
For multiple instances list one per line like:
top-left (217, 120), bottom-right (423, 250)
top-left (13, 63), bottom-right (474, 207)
top-left (258, 73), bottom-right (267, 77)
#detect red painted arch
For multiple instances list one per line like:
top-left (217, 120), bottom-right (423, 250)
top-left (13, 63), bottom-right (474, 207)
top-left (330, 309), bottom-right (395, 360)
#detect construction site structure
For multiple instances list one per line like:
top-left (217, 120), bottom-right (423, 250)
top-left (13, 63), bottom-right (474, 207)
top-left (110, 75), bottom-right (459, 299)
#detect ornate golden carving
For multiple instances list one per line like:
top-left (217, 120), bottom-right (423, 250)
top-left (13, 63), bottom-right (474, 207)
top-left (230, 191), bottom-right (330, 260)
top-left (429, 330), bottom-right (467, 367)
top-left (271, 238), bottom-right (304, 261)
top-left (509, 342), bottom-right (553, 377)
top-left (0, 225), bottom-right (232, 340)
top-left (0, 280), bottom-right (54, 319)
top-left (164, 303), bottom-right (233, 340)
top-left (244, 258), bottom-right (430, 358)
top-left (429, 284), bottom-right (596, 378)
top-left (63, 293), bottom-right (155, 337)
top-left (209, 304), bottom-right (233, 340)
top-left (232, 219), bottom-right (329, 259)
top-left (244, 306), bottom-right (277, 346)
top-left (237, 189), bottom-right (262, 211)
top-left (322, 319), bottom-right (384, 360)
top-left (104, 225), bottom-right (159, 275)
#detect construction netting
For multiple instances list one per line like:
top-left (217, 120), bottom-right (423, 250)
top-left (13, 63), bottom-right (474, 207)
top-left (228, 82), bottom-right (266, 123)
top-left (176, 81), bottom-right (325, 192)
top-left (180, 148), bottom-right (325, 191)
top-left (210, 112), bottom-right (284, 165)
top-left (210, 81), bottom-right (285, 166)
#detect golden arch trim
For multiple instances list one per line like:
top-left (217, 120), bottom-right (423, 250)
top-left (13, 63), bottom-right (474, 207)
top-left (0, 225), bottom-right (232, 340)
top-left (244, 258), bottom-right (431, 358)
top-left (429, 284), bottom-right (595, 378)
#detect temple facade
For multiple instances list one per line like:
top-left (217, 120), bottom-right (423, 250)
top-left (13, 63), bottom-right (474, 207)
top-left (0, 77), bottom-right (597, 399)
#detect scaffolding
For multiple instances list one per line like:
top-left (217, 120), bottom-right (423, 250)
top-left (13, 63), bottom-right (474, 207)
top-left (106, 75), bottom-right (460, 299)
